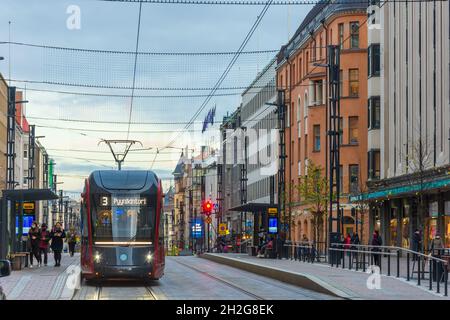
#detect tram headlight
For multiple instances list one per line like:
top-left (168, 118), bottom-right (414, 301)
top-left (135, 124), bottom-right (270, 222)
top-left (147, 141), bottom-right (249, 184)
top-left (146, 253), bottom-right (153, 262)
top-left (94, 252), bottom-right (102, 263)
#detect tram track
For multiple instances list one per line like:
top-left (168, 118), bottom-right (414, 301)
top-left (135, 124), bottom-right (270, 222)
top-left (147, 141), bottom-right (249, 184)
top-left (74, 281), bottom-right (158, 300)
top-left (173, 259), bottom-right (265, 300)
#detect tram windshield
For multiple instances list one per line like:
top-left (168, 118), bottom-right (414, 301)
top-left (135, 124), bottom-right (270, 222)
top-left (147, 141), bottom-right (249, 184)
top-left (91, 193), bottom-right (155, 243)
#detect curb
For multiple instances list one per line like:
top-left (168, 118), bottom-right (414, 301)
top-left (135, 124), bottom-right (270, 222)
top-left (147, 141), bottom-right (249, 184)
top-left (200, 253), bottom-right (355, 299)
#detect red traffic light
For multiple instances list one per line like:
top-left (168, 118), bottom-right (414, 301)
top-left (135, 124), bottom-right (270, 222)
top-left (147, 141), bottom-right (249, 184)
top-left (202, 200), bottom-right (213, 215)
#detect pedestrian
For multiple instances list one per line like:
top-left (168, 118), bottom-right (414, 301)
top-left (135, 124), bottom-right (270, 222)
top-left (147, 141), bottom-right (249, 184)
top-left (66, 226), bottom-right (77, 257)
top-left (371, 230), bottom-right (382, 266)
top-left (301, 234), bottom-right (309, 261)
top-left (351, 232), bottom-right (361, 264)
top-left (411, 229), bottom-right (422, 261)
top-left (28, 222), bottom-right (41, 268)
top-left (344, 233), bottom-right (352, 258)
top-left (50, 222), bottom-right (66, 267)
top-left (429, 234), bottom-right (444, 257)
top-left (39, 223), bottom-right (51, 266)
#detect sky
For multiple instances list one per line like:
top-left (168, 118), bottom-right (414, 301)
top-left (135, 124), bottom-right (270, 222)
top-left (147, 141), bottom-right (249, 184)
top-left (0, 0), bottom-right (313, 195)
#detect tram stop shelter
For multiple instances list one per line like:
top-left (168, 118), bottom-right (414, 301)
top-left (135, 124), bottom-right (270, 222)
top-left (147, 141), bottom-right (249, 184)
top-left (0, 188), bottom-right (59, 259)
top-left (229, 202), bottom-right (279, 256)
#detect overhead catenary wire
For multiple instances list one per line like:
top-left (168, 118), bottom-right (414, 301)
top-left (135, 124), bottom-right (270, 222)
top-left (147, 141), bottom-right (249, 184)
top-left (162, 0), bottom-right (275, 149)
top-left (126, 0), bottom-right (144, 141)
top-left (96, 0), bottom-right (444, 5)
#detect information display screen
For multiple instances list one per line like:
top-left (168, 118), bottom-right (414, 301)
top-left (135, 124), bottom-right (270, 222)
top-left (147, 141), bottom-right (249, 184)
top-left (268, 217), bottom-right (278, 234)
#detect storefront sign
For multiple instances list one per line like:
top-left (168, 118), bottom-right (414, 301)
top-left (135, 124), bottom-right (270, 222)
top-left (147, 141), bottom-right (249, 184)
top-left (268, 207), bottom-right (278, 216)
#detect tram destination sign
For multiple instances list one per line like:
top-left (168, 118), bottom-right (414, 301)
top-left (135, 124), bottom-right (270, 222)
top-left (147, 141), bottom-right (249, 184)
top-left (100, 195), bottom-right (147, 207)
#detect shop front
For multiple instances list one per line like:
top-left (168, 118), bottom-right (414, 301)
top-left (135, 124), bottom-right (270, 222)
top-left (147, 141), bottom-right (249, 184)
top-left (352, 169), bottom-right (450, 253)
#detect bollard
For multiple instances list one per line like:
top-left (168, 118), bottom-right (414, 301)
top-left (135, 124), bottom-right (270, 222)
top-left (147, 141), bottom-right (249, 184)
top-left (363, 248), bottom-right (366, 272)
top-left (437, 261), bottom-right (441, 294)
top-left (418, 255), bottom-right (421, 286)
top-left (397, 250), bottom-right (400, 278)
top-left (387, 249), bottom-right (391, 276)
top-left (429, 259), bottom-right (433, 291)
top-left (407, 252), bottom-right (410, 281)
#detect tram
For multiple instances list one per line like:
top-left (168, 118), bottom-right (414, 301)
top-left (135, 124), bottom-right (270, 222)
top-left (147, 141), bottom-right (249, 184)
top-left (80, 170), bottom-right (165, 280)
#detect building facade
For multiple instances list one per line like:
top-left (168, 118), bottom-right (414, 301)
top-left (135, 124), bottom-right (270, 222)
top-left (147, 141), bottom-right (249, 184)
top-left (355, 0), bottom-right (450, 251)
top-left (277, 0), bottom-right (369, 245)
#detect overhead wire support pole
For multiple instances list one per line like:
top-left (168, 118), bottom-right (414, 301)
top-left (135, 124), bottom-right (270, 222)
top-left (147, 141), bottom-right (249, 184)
top-left (327, 45), bottom-right (341, 255)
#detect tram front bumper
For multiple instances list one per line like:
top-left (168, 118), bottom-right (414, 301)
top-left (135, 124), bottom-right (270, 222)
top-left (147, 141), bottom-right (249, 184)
top-left (93, 265), bottom-right (153, 278)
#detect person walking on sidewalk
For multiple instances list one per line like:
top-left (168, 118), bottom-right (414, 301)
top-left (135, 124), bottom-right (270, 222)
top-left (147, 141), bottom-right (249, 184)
top-left (371, 230), bottom-right (382, 267)
top-left (412, 229), bottom-right (422, 261)
top-left (39, 223), bottom-right (51, 266)
top-left (28, 222), bottom-right (41, 268)
top-left (66, 226), bottom-right (78, 257)
top-left (50, 222), bottom-right (66, 267)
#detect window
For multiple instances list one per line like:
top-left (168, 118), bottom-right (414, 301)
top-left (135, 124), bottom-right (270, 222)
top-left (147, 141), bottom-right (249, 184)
top-left (349, 116), bottom-right (359, 144)
top-left (368, 96), bottom-right (381, 129)
top-left (339, 69), bottom-right (343, 97)
top-left (312, 80), bottom-right (323, 105)
top-left (338, 23), bottom-right (344, 49)
top-left (292, 63), bottom-right (296, 85)
top-left (23, 170), bottom-right (28, 185)
top-left (350, 21), bottom-right (359, 48)
top-left (311, 40), bottom-right (316, 61)
top-left (313, 125), bottom-right (320, 151)
top-left (298, 160), bottom-right (302, 176)
top-left (339, 117), bottom-right (344, 145)
top-left (24, 144), bottom-right (28, 158)
top-left (368, 149), bottom-right (381, 180)
top-left (339, 165), bottom-right (343, 193)
top-left (319, 35), bottom-right (322, 59)
top-left (349, 164), bottom-right (359, 194)
top-left (349, 69), bottom-right (359, 97)
top-left (368, 44), bottom-right (380, 77)
top-left (297, 97), bottom-right (302, 138)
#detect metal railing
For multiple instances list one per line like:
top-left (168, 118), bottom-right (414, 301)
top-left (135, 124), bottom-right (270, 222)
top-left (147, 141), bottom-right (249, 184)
top-left (282, 242), bottom-right (449, 296)
top-left (328, 243), bottom-right (448, 297)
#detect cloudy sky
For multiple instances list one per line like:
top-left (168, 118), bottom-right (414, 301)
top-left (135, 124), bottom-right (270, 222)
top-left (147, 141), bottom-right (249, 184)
top-left (0, 0), bottom-right (312, 195)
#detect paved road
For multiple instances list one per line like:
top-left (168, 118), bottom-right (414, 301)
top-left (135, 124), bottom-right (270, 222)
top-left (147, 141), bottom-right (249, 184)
top-left (74, 256), bottom-right (338, 300)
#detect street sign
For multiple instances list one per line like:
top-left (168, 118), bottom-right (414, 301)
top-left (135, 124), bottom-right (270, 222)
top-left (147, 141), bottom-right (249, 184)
top-left (219, 223), bottom-right (227, 236)
top-left (205, 216), bottom-right (212, 224)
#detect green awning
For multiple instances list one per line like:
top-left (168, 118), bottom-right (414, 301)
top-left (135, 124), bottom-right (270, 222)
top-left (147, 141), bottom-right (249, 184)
top-left (350, 178), bottom-right (450, 202)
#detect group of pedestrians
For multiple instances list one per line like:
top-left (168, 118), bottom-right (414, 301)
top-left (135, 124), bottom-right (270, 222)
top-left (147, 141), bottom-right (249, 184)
top-left (27, 222), bottom-right (78, 268)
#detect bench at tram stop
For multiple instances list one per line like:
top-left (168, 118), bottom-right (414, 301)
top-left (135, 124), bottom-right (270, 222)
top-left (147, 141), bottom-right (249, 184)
top-left (8, 252), bottom-right (30, 271)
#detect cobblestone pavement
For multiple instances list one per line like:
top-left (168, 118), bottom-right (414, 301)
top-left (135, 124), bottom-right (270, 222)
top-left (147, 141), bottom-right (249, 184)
top-left (207, 253), bottom-right (450, 300)
top-left (0, 253), bottom-right (80, 300)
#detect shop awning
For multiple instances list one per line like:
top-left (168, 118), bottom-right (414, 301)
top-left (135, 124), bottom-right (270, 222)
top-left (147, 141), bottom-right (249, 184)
top-left (229, 202), bottom-right (276, 212)
top-left (2, 188), bottom-right (59, 201)
top-left (349, 177), bottom-right (450, 202)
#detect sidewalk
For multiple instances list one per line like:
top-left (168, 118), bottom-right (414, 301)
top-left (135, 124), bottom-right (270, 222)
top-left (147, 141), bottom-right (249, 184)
top-left (0, 253), bottom-right (80, 300)
top-left (202, 253), bottom-right (450, 300)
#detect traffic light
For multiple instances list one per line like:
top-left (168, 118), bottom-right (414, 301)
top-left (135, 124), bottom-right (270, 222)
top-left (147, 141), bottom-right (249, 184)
top-left (202, 200), bottom-right (213, 216)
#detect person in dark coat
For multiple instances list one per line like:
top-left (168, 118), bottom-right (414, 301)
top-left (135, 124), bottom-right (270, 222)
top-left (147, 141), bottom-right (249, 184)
top-left (66, 226), bottom-right (78, 257)
top-left (28, 222), bottom-right (41, 267)
top-left (411, 229), bottom-right (422, 261)
top-left (39, 223), bottom-right (51, 266)
top-left (371, 230), bottom-right (382, 266)
top-left (50, 222), bottom-right (66, 267)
